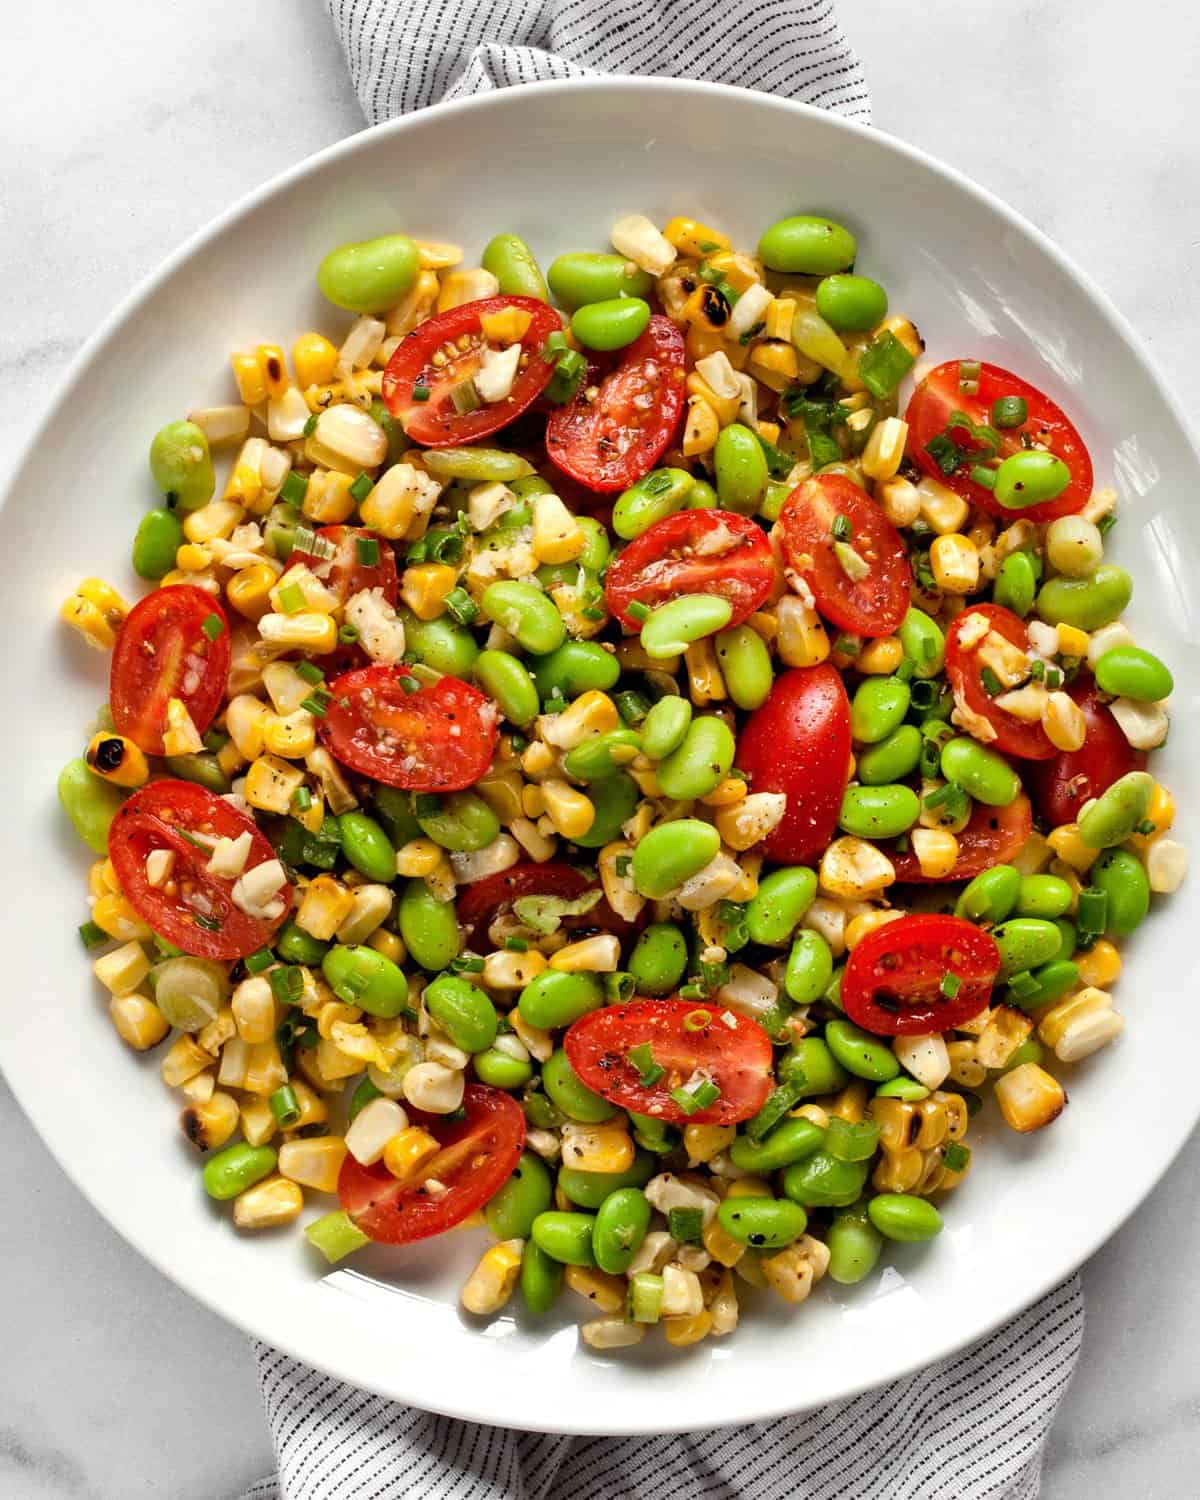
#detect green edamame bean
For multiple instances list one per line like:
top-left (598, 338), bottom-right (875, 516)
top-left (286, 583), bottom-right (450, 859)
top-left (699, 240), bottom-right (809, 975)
top-left (276, 920), bottom-right (329, 966)
top-left (521, 1240), bottom-right (564, 1313)
top-left (1009, 959), bottom-right (1079, 1011)
top-left (572, 772), bottom-right (639, 849)
top-left (1092, 849), bottom-right (1151, 936)
top-left (851, 677), bottom-right (911, 744)
top-left (640, 697), bottom-right (693, 760)
top-left (827, 1202), bottom-right (885, 1284)
top-left (371, 787), bottom-right (421, 847)
top-left (473, 1048), bottom-right (534, 1089)
top-left (1016, 874), bottom-right (1074, 920)
top-left (746, 866), bottom-right (818, 947)
top-left (898, 608), bottom-right (945, 679)
top-left (592, 1188), bottom-right (652, 1275)
top-left (815, 274), bottom-right (888, 333)
top-left (563, 729), bottom-right (643, 781)
top-left (481, 232), bottom-right (549, 301)
top-left (992, 919), bottom-right (1064, 981)
top-left (338, 811), bottom-right (397, 881)
top-left (1053, 919), bottom-right (1077, 962)
top-left (857, 726), bottom-right (923, 786)
top-left (612, 468), bottom-right (693, 540)
top-left (729, 1117), bottom-right (825, 1174)
top-left (481, 580), bottom-right (566, 656)
top-left (993, 450), bottom-right (1071, 510)
top-left (523, 1092), bottom-right (565, 1131)
top-left (149, 420), bottom-right (214, 512)
top-left (558, 1152), bottom-right (655, 1209)
top-left (656, 716), bottom-right (736, 800)
top-left (687, 479), bottom-right (719, 509)
top-left (132, 507), bottom-right (184, 580)
top-left (713, 424), bottom-right (769, 514)
top-left (784, 933), bottom-right (835, 1007)
top-left (322, 945), bottom-right (409, 1019)
top-left (531, 640), bottom-right (620, 701)
top-left (956, 865), bottom-right (1021, 923)
top-left (994, 551), bottom-right (1038, 617)
top-left (531, 1211), bottom-right (596, 1266)
top-left (424, 973), bottom-right (498, 1053)
top-left (547, 253), bottom-right (654, 309)
top-left (542, 1048), bottom-right (616, 1123)
top-left (399, 608), bottom-right (479, 676)
top-left (631, 819), bottom-right (721, 899)
top-left (758, 215), bottom-right (857, 275)
top-left (715, 625), bottom-right (773, 710)
top-left (628, 1112), bottom-right (677, 1155)
top-left (1094, 645), bottom-right (1173, 703)
top-left (825, 1019), bottom-right (900, 1082)
top-left (474, 650), bottom-right (540, 727)
top-left (202, 1143), bottom-right (277, 1201)
top-left (940, 737), bottom-right (1021, 806)
top-left (1036, 565), bottom-right (1133, 631)
top-left (628, 924), bottom-right (689, 996)
top-left (423, 448), bottom-right (535, 483)
top-left (1001, 1037), bottom-right (1045, 1072)
top-left (398, 879), bottom-right (461, 971)
top-left (575, 516), bottom-right (612, 571)
top-left (867, 1193), bottom-right (943, 1242)
top-left (1077, 771), bottom-right (1154, 849)
top-left (485, 1152), bottom-right (554, 1240)
top-left (641, 594), bottom-right (733, 659)
top-left (57, 758), bottom-right (124, 854)
top-left (780, 1035), bottom-right (848, 1095)
top-left (717, 1196), bottom-right (808, 1250)
top-left (782, 1151), bottom-right (870, 1208)
top-left (317, 233), bottom-right (419, 313)
top-left (572, 297), bottom-right (651, 352)
top-left (164, 752), bottom-right (230, 794)
top-left (518, 969), bottom-right (605, 1030)
top-left (839, 784), bottom-right (921, 840)
top-left (415, 791), bottom-right (501, 853)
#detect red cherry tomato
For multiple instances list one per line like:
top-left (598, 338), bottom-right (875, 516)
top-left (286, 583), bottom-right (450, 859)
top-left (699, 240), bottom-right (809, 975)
top-left (944, 603), bottom-right (1054, 759)
top-left (890, 793), bottom-right (1033, 883)
top-left (381, 296), bottom-right (562, 447)
top-left (737, 665), bottom-right (852, 863)
top-left (291, 525), bottom-right (398, 606)
top-left (564, 999), bottom-right (773, 1126)
top-left (319, 668), bottom-right (498, 792)
top-left (1028, 679), bottom-right (1146, 827)
top-left (842, 914), bottom-right (1000, 1036)
top-left (108, 780), bottom-right (290, 959)
top-left (110, 586), bottom-right (231, 755)
top-left (603, 509), bottom-right (777, 630)
top-left (777, 474), bottom-right (911, 639)
top-left (905, 360), bottom-right (1094, 523)
top-left (546, 316), bottom-right (686, 493)
top-left (338, 1085), bottom-right (525, 1245)
top-left (456, 862), bottom-right (633, 947)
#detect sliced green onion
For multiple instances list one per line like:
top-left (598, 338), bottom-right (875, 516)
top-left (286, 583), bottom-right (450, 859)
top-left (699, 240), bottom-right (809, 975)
top-left (857, 330), bottom-right (916, 400)
top-left (543, 330), bottom-right (569, 359)
top-left (305, 1209), bottom-right (370, 1263)
top-left (940, 971), bottom-right (961, 999)
top-left (744, 1079), bottom-right (806, 1142)
top-left (279, 470), bottom-right (309, 505)
top-left (302, 413), bottom-right (318, 437)
top-left (277, 582), bottom-right (305, 614)
top-left (504, 936), bottom-right (528, 953)
top-left (269, 1085), bottom-right (301, 1127)
top-left (979, 665), bottom-right (1003, 697)
top-left (192, 912), bottom-right (222, 933)
top-left (356, 535), bottom-right (380, 566)
top-left (942, 1140), bottom-right (971, 1172)
top-left (270, 966), bottom-right (304, 1005)
top-left (831, 513), bottom-right (852, 542)
top-left (449, 378), bottom-right (482, 415)
top-left (444, 587), bottom-right (479, 625)
top-left (991, 395), bottom-right (1028, 429)
top-left (338, 623), bottom-right (360, 644)
top-left (450, 955), bottom-right (485, 974)
top-left (925, 433), bottom-right (964, 476)
top-left (832, 633), bottom-right (862, 658)
top-left (295, 660), bottom-right (325, 685)
top-left (682, 1008), bottom-right (713, 1032)
top-left (627, 1042), bottom-right (664, 1087)
top-left (614, 690), bottom-right (651, 725)
top-left (398, 675), bottom-right (420, 694)
top-left (605, 971), bottom-right (635, 1003)
top-left (970, 465), bottom-right (997, 490)
top-left (201, 613), bottom-right (225, 641)
top-left (628, 1271), bottom-right (664, 1324)
top-left (1077, 887), bottom-right (1108, 936)
top-left (668, 1207), bottom-right (704, 1243)
top-left (349, 473), bottom-right (373, 504)
top-left (292, 786), bottom-right (313, 813)
top-left (300, 696), bottom-right (328, 718)
top-left (1007, 970), bottom-right (1041, 1002)
top-left (411, 381), bottom-right (432, 403)
top-left (245, 947), bottom-right (275, 975)
top-left (78, 920), bottom-right (108, 949)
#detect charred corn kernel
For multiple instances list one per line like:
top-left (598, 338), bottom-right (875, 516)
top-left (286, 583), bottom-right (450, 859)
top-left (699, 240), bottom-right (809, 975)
top-left (946, 1039), bottom-right (987, 1088)
top-left (872, 1146), bottom-right (924, 1193)
top-left (302, 469), bottom-right (355, 524)
top-left (910, 827), bottom-right (960, 879)
top-left (845, 908), bottom-right (906, 951)
top-left (1046, 823), bottom-right (1098, 873)
top-left (305, 747), bottom-right (357, 815)
top-left (930, 534), bottom-right (980, 594)
top-left (748, 339), bottom-right (800, 392)
top-left (1130, 783), bottom-right (1175, 848)
top-left (862, 416), bottom-right (908, 481)
top-left (85, 733), bottom-right (149, 788)
top-left (188, 404), bottom-right (250, 450)
top-left (61, 578), bottom-right (129, 649)
top-left (685, 638), bottom-right (726, 705)
top-left (232, 1176), bottom-right (303, 1230)
top-left (93, 940), bottom-right (150, 997)
top-left (1038, 986), bottom-right (1125, 1063)
top-left (662, 216), bottom-right (730, 257)
top-left (995, 1063), bottom-right (1066, 1133)
top-left (761, 1236), bottom-right (830, 1305)
top-left (244, 753), bottom-right (305, 815)
top-left (437, 267), bottom-right (500, 312)
top-left (764, 296), bottom-right (797, 341)
top-left (395, 838), bottom-right (445, 878)
top-left (276, 1136), bottom-right (346, 1193)
top-left (482, 948), bottom-right (547, 990)
top-left (702, 1214), bottom-right (746, 1267)
top-left (161, 1035), bottom-right (215, 1088)
top-left (257, 611), bottom-right (338, 653)
top-left (291, 331), bottom-right (338, 388)
top-left (296, 874), bottom-right (356, 941)
top-left (184, 498), bottom-right (244, 544)
top-left (400, 563), bottom-right (457, 620)
top-left (531, 491), bottom-right (586, 564)
top-left (109, 993), bottom-right (169, 1051)
top-left (231, 351), bottom-right (267, 405)
top-left (682, 394), bottom-right (720, 457)
top-left (776, 595), bottom-right (831, 668)
top-left (1042, 691), bottom-right (1087, 753)
top-left (684, 1124), bottom-right (735, 1165)
top-left (92, 892), bottom-right (152, 943)
top-left (180, 1090), bottom-right (239, 1151)
top-left (819, 837), bottom-right (895, 899)
top-left (664, 1309), bottom-right (714, 1347)
top-left (460, 1239), bottom-right (523, 1316)
top-left (254, 344), bottom-right (289, 400)
top-left (225, 562), bottom-right (276, 621)
top-left (561, 1123), bottom-right (635, 1173)
top-left (856, 636), bottom-right (904, 676)
top-left (1076, 939), bottom-right (1121, 989)
top-left (382, 1126), bottom-right (441, 1183)
top-left (540, 779), bottom-right (595, 841)
top-left (479, 305), bottom-right (533, 344)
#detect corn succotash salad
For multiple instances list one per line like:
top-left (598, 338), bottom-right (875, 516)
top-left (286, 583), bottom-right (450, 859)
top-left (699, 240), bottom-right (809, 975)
top-left (58, 210), bottom-right (1184, 1353)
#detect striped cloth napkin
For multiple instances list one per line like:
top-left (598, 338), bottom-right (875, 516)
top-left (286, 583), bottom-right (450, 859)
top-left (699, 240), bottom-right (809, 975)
top-left (242, 4), bottom-right (1085, 1494)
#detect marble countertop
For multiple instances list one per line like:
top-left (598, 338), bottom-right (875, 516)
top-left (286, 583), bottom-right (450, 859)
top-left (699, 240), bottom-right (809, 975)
top-left (3, 2), bottom-right (1199, 1494)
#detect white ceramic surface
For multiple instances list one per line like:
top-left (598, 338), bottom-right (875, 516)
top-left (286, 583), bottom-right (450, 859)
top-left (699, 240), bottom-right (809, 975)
top-left (2, 74), bottom-right (1198, 1437)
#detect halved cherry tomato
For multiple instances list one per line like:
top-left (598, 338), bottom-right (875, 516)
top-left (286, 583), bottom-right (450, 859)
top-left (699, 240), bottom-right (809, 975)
top-left (564, 999), bottom-right (773, 1126)
top-left (110, 585), bottom-right (231, 755)
top-left (546, 316), bottom-right (686, 493)
top-left (456, 862), bottom-right (633, 947)
top-left (604, 509), bottom-right (777, 630)
top-left (291, 525), bottom-right (398, 606)
top-left (891, 793), bottom-right (1033, 883)
top-left (905, 360), bottom-right (1094, 523)
top-left (737, 665), bottom-right (852, 863)
top-left (338, 1085), bottom-right (525, 1245)
top-left (776, 474), bottom-right (911, 638)
top-left (944, 602), bottom-right (1054, 759)
top-left (108, 780), bottom-right (291, 959)
top-left (381, 296), bottom-right (561, 447)
top-left (1028, 679), bottom-right (1146, 827)
top-left (842, 914), bottom-right (1000, 1036)
top-left (319, 668), bottom-right (498, 792)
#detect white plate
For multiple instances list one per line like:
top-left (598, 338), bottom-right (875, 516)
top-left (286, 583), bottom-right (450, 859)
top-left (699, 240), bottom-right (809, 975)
top-left (3, 78), bottom-right (1198, 1434)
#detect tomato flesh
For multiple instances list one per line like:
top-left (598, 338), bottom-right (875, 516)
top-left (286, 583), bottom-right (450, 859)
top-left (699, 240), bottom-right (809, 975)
top-left (905, 360), bottom-right (1094, 523)
top-left (1028, 679), bottom-right (1146, 827)
top-left (292, 524), bottom-right (398, 606)
top-left (891, 793), bottom-right (1033, 883)
top-left (776, 474), bottom-right (911, 638)
top-left (737, 665), bottom-right (852, 863)
top-left (546, 316), bottom-right (686, 493)
top-left (843, 914), bottom-right (1000, 1036)
top-left (944, 603), bottom-right (1054, 760)
top-left (110, 585), bottom-right (231, 755)
top-left (564, 999), bottom-right (773, 1126)
top-left (456, 862), bottom-right (633, 946)
top-left (108, 780), bottom-right (291, 959)
top-left (338, 1085), bottom-right (525, 1245)
top-left (381, 296), bottom-right (562, 447)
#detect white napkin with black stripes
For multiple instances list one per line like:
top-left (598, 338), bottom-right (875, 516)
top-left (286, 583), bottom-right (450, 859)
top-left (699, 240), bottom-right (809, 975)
top-left (242, 4), bottom-right (1083, 1494)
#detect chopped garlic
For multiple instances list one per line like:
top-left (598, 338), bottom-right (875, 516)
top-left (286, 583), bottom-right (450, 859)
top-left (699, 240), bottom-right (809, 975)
top-left (206, 831), bottom-right (253, 880)
top-left (475, 343), bottom-right (522, 403)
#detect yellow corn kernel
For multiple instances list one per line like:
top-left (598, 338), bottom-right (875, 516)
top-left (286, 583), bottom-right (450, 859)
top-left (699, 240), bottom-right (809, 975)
top-left (531, 492), bottom-right (587, 565)
top-left (764, 296), bottom-right (797, 341)
top-left (88, 858), bottom-right (120, 900)
top-left (296, 874), bottom-right (357, 941)
top-left (263, 710), bottom-right (317, 760)
top-left (684, 1124), bottom-right (735, 1165)
top-left (748, 339), bottom-right (800, 392)
top-left (109, 993), bottom-right (169, 1051)
top-left (664, 1309), bottom-right (714, 1347)
top-left (685, 370), bottom-right (740, 426)
top-left (471, 305), bottom-right (533, 347)
top-left (540, 779), bottom-right (595, 841)
top-left (224, 562), bottom-right (276, 621)
top-left (702, 1214), bottom-right (746, 1268)
top-left (395, 838), bottom-right (446, 878)
top-left (92, 892), bottom-right (153, 943)
top-left (946, 1038), bottom-right (987, 1087)
top-left (726, 1176), bottom-right (772, 1199)
top-left (253, 344), bottom-right (288, 400)
top-left (161, 1035), bottom-right (215, 1088)
top-left (819, 837), bottom-right (895, 899)
top-left (878, 315), bottom-right (924, 360)
top-left (776, 595), bottom-right (831, 668)
top-left (550, 933), bottom-right (620, 974)
top-left (458, 1239), bottom-right (524, 1316)
top-left (60, 578), bottom-right (129, 650)
top-left (292, 332), bottom-right (339, 388)
top-left (761, 1237), bottom-right (830, 1305)
top-left (383, 269), bottom-right (439, 337)
top-left (400, 563), bottom-right (457, 620)
top-left (93, 940), bottom-right (151, 997)
top-left (685, 638), bottom-right (726, 705)
top-left (542, 691), bottom-right (619, 751)
top-left (233, 1176), bottom-right (303, 1230)
top-left (382, 1126), bottom-right (441, 1183)
top-left (1056, 623), bottom-right (1090, 658)
top-left (559, 1264), bottom-right (625, 1315)
top-left (437, 268), bottom-right (500, 313)
top-left (174, 542), bottom-right (213, 572)
top-left (275, 1136), bottom-right (346, 1193)
top-left (686, 321), bottom-right (748, 369)
top-left (930, 534), bottom-right (980, 594)
top-left (245, 753), bottom-right (305, 814)
top-left (697, 776), bottom-right (746, 811)
top-left (179, 1090), bottom-right (239, 1152)
top-left (1045, 823), bottom-right (1098, 873)
top-left (243, 1039), bottom-right (288, 1097)
top-left (703, 250), bottom-right (756, 294)
top-left (916, 476), bottom-right (970, 536)
top-left (1038, 986), bottom-right (1125, 1062)
top-left (1042, 691), bottom-right (1086, 753)
top-left (845, 908), bottom-right (906, 951)
top-left (682, 394), bottom-right (720, 457)
top-left (756, 419), bottom-right (782, 445)
top-left (910, 827), bottom-right (960, 879)
top-left (299, 469), bottom-right (353, 524)
top-left (231, 351), bottom-right (268, 405)
top-left (231, 975), bottom-right (277, 1045)
top-left (184, 498), bottom-right (244, 544)
top-left (257, 611), bottom-right (338, 654)
top-left (995, 1062), bottom-right (1066, 1133)
top-left (662, 216), bottom-right (730, 257)
top-left (862, 416), bottom-right (908, 482)
top-left (1076, 939), bottom-right (1122, 990)
top-left (238, 1095), bottom-right (277, 1147)
top-left (1130, 782), bottom-right (1175, 849)
top-left (856, 636), bottom-right (904, 675)
top-left (560, 1124), bottom-right (634, 1174)
top-left (225, 694), bottom-right (270, 762)
top-left (85, 733), bottom-right (149, 788)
